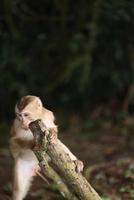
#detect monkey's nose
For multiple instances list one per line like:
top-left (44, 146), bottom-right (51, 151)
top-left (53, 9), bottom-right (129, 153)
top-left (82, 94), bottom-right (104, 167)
top-left (21, 123), bottom-right (29, 130)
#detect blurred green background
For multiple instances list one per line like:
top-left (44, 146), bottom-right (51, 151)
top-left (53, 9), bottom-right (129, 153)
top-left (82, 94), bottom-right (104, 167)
top-left (1, 1), bottom-right (134, 199)
top-left (1, 0), bottom-right (134, 122)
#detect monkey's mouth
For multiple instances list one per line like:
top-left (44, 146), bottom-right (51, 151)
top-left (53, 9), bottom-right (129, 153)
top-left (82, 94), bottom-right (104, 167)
top-left (21, 124), bottom-right (29, 130)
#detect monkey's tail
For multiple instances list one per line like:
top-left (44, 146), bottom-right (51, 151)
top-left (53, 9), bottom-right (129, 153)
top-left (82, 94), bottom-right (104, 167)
top-left (36, 171), bottom-right (50, 185)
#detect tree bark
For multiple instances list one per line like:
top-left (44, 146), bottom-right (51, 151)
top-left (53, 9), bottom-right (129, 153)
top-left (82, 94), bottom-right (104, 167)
top-left (29, 119), bottom-right (102, 200)
top-left (33, 147), bottom-right (78, 200)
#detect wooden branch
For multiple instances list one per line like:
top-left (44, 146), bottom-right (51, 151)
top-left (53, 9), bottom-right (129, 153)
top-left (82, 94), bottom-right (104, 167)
top-left (29, 119), bottom-right (102, 200)
top-left (32, 146), bottom-right (78, 200)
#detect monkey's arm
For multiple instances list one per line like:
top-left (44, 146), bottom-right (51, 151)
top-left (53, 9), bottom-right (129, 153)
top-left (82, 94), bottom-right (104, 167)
top-left (47, 114), bottom-right (83, 172)
top-left (10, 126), bottom-right (34, 159)
top-left (58, 140), bottom-right (77, 160)
top-left (57, 140), bottom-right (84, 172)
top-left (10, 126), bottom-right (20, 158)
top-left (31, 118), bottom-right (83, 173)
top-left (44, 124), bottom-right (83, 172)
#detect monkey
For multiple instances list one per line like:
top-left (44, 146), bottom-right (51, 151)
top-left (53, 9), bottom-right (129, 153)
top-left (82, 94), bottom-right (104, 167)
top-left (10, 95), bottom-right (84, 200)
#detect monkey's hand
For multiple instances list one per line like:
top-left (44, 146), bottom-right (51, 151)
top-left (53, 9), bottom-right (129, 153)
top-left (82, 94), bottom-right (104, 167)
top-left (48, 128), bottom-right (58, 145)
top-left (74, 159), bottom-right (84, 173)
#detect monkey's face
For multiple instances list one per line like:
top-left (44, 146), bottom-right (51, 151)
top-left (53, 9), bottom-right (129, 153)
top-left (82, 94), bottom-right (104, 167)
top-left (15, 96), bottom-right (43, 129)
top-left (16, 111), bottom-right (33, 129)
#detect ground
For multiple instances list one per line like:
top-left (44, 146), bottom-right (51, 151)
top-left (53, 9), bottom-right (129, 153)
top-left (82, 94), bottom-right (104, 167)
top-left (1, 116), bottom-right (134, 200)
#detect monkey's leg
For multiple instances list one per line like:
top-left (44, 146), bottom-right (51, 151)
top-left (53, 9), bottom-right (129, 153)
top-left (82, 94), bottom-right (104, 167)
top-left (12, 158), bottom-right (36, 200)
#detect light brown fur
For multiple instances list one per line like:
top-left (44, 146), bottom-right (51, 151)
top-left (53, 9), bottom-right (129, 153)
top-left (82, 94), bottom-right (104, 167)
top-left (10, 95), bottom-right (83, 200)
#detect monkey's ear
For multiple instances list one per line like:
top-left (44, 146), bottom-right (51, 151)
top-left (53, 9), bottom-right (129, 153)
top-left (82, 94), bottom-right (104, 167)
top-left (36, 97), bottom-right (43, 108)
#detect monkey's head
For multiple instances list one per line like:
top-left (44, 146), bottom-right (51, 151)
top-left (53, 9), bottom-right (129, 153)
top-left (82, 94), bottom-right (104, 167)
top-left (15, 95), bottom-right (43, 130)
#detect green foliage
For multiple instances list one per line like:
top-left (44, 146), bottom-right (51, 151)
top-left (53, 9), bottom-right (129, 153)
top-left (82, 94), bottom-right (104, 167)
top-left (3, 183), bottom-right (12, 195)
top-left (0, 0), bottom-right (134, 120)
top-left (125, 163), bottom-right (134, 178)
top-left (120, 186), bottom-right (134, 198)
top-left (101, 197), bottom-right (112, 200)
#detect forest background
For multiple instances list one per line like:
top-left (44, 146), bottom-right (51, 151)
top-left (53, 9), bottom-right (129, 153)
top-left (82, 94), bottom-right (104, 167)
top-left (1, 1), bottom-right (134, 199)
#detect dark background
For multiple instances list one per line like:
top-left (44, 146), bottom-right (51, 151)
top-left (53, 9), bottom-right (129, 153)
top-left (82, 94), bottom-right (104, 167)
top-left (1, 1), bottom-right (134, 199)
top-left (0, 0), bottom-right (134, 121)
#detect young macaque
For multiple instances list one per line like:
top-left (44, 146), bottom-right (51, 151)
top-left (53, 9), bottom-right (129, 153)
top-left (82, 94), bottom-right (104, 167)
top-left (10, 95), bottom-right (83, 200)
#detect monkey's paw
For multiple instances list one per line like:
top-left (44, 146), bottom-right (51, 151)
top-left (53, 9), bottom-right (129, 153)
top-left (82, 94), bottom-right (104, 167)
top-left (74, 160), bottom-right (84, 173)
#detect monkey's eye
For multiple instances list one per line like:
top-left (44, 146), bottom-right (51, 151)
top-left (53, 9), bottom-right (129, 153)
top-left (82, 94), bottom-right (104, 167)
top-left (23, 113), bottom-right (29, 117)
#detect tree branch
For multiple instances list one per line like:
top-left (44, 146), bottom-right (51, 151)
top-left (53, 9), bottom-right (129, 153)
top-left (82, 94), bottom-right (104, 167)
top-left (29, 119), bottom-right (102, 200)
